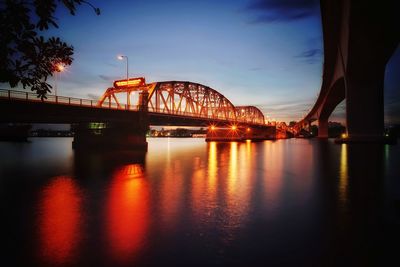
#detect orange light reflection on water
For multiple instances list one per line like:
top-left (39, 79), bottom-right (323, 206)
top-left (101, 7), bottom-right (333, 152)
top-left (207, 142), bottom-right (218, 201)
top-left (339, 144), bottom-right (349, 205)
top-left (190, 142), bottom-right (218, 224)
top-left (160, 159), bottom-right (184, 231)
top-left (224, 142), bottom-right (252, 232)
top-left (191, 155), bottom-right (207, 217)
top-left (289, 141), bottom-right (314, 196)
top-left (38, 176), bottom-right (83, 265)
top-left (263, 141), bottom-right (284, 213)
top-left (227, 142), bottom-right (238, 195)
top-left (106, 164), bottom-right (149, 263)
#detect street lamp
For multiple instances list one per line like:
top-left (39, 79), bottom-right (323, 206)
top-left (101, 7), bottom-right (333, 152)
top-left (117, 55), bottom-right (129, 108)
top-left (54, 63), bottom-right (65, 97)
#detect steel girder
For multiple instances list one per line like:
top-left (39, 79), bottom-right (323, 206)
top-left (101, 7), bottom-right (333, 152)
top-left (235, 106), bottom-right (265, 125)
top-left (97, 81), bottom-right (270, 125)
top-left (147, 81), bottom-right (236, 121)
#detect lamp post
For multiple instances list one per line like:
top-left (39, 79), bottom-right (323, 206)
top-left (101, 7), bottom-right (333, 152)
top-left (117, 55), bottom-right (129, 108)
top-left (54, 63), bottom-right (65, 99)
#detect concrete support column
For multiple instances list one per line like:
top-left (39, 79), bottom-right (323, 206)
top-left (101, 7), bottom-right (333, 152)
top-left (206, 125), bottom-right (276, 141)
top-left (346, 65), bottom-right (385, 141)
top-left (72, 96), bottom-right (149, 151)
top-left (72, 122), bottom-right (148, 151)
top-left (318, 117), bottom-right (329, 138)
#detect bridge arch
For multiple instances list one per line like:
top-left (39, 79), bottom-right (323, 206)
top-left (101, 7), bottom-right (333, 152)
top-left (235, 106), bottom-right (265, 125)
top-left (295, 77), bottom-right (345, 136)
top-left (295, 0), bottom-right (399, 141)
top-left (147, 81), bottom-right (237, 121)
top-left (319, 77), bottom-right (345, 121)
top-left (98, 80), bottom-right (238, 122)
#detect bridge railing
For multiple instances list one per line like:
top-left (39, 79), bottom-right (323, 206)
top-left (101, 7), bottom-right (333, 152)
top-left (0, 89), bottom-right (270, 126)
top-left (0, 88), bottom-right (140, 111)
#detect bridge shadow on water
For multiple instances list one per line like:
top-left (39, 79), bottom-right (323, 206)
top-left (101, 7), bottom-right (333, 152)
top-left (313, 141), bottom-right (400, 267)
top-left (205, 140), bottom-right (400, 267)
top-left (73, 149), bottom-right (146, 179)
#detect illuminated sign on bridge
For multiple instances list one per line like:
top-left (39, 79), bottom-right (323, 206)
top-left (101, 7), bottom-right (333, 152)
top-left (113, 77), bottom-right (146, 89)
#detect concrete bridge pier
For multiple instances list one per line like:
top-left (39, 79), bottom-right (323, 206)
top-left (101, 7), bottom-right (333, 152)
top-left (306, 121), bottom-right (312, 132)
top-left (318, 117), bottom-right (329, 138)
top-left (242, 126), bottom-right (276, 140)
top-left (206, 125), bottom-right (276, 142)
top-left (72, 103), bottom-right (149, 151)
top-left (72, 121), bottom-right (148, 151)
top-left (345, 65), bottom-right (384, 141)
top-left (335, 0), bottom-right (399, 143)
top-left (205, 126), bottom-right (242, 142)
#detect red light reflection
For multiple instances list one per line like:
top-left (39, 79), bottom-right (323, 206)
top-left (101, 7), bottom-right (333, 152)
top-left (38, 176), bottom-right (83, 265)
top-left (160, 160), bottom-right (184, 231)
top-left (106, 164), bottom-right (149, 263)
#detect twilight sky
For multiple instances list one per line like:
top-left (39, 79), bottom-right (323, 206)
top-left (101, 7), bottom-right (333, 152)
top-left (19, 0), bottom-right (400, 124)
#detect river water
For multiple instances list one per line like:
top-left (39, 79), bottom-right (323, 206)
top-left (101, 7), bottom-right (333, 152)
top-left (1, 138), bottom-right (399, 266)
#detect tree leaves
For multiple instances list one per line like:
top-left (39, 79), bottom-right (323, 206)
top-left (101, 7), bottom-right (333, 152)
top-left (0, 0), bottom-right (100, 99)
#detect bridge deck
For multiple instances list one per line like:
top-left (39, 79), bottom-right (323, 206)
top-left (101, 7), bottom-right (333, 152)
top-left (0, 89), bottom-right (270, 128)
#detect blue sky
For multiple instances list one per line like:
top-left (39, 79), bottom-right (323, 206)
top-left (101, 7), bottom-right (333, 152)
top-left (13, 0), bottom-right (400, 124)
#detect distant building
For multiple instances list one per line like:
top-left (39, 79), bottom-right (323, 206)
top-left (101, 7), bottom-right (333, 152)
top-left (148, 127), bottom-right (207, 137)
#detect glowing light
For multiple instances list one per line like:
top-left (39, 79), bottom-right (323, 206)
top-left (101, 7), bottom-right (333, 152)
top-left (210, 125), bottom-right (216, 131)
top-left (231, 125), bottom-right (237, 131)
top-left (246, 127), bottom-right (251, 132)
top-left (117, 55), bottom-right (124, 60)
top-left (89, 122), bottom-right (106, 129)
top-left (341, 133), bottom-right (348, 139)
top-left (113, 77), bottom-right (146, 88)
top-left (56, 63), bottom-right (65, 72)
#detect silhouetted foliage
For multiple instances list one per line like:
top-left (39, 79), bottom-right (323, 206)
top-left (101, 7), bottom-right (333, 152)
top-left (0, 0), bottom-right (100, 99)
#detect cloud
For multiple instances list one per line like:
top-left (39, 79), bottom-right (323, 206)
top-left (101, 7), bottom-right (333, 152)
top-left (87, 93), bottom-right (100, 100)
top-left (255, 98), bottom-right (316, 120)
top-left (98, 74), bottom-right (119, 81)
top-left (253, 95), bottom-right (334, 122)
top-left (295, 48), bottom-right (323, 64)
top-left (297, 48), bottom-right (322, 58)
top-left (249, 67), bottom-right (264, 71)
top-left (385, 98), bottom-right (400, 124)
top-left (246, 0), bottom-right (319, 23)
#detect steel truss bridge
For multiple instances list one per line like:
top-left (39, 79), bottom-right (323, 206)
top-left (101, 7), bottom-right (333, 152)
top-left (0, 80), bottom-right (271, 128)
top-left (0, 79), bottom-right (290, 149)
top-left (97, 81), bottom-right (267, 126)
